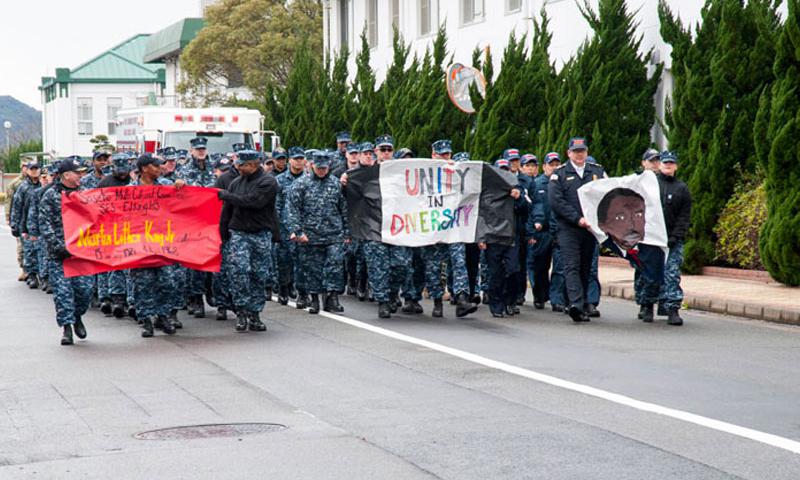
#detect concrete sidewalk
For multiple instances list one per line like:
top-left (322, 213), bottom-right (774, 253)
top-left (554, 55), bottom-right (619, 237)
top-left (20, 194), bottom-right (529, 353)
top-left (598, 258), bottom-right (800, 325)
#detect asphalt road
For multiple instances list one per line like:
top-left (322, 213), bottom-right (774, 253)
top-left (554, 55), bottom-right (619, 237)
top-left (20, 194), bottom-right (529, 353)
top-left (1, 230), bottom-right (799, 479)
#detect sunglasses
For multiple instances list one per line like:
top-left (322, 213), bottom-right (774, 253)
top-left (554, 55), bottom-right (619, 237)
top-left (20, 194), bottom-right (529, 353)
top-left (379, 147), bottom-right (394, 152)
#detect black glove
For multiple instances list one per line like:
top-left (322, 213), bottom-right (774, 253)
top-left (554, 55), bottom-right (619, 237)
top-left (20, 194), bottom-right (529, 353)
top-left (55, 248), bottom-right (72, 260)
top-left (667, 237), bottom-right (676, 249)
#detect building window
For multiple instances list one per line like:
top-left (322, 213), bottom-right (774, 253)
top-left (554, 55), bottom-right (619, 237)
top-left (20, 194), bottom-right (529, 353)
top-left (339, 0), bottom-right (349, 49)
top-left (136, 96), bottom-right (149, 107)
top-left (419, 0), bottom-right (436, 36)
top-left (77, 98), bottom-right (93, 136)
top-left (390, 0), bottom-right (400, 32)
top-left (506, 0), bottom-right (522, 13)
top-left (461, 0), bottom-right (484, 25)
top-left (107, 97), bottom-right (122, 135)
top-left (367, 0), bottom-right (378, 47)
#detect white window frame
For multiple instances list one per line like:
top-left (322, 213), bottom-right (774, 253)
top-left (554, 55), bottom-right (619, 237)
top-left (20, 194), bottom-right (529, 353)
top-left (461, 0), bottom-right (484, 26)
top-left (77, 97), bottom-right (93, 136)
top-left (366, 0), bottom-right (378, 48)
top-left (505, 0), bottom-right (522, 14)
top-left (419, 0), bottom-right (438, 37)
top-left (106, 97), bottom-right (122, 135)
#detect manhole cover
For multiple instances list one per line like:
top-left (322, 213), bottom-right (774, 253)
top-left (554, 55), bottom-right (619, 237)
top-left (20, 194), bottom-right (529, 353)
top-left (134, 423), bottom-right (287, 440)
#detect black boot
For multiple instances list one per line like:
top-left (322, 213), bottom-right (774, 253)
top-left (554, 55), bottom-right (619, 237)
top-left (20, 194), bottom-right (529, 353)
top-left (265, 286), bottom-right (273, 301)
top-left (569, 305), bottom-right (589, 323)
top-left (552, 304), bottom-right (564, 313)
top-left (128, 306), bottom-right (137, 321)
top-left (169, 310), bottom-right (182, 329)
top-left (505, 304), bottom-right (516, 316)
top-left (100, 298), bottom-right (112, 316)
top-left (432, 298), bottom-right (444, 318)
top-left (401, 299), bottom-right (423, 314)
top-left (378, 302), bottom-right (392, 318)
top-left (186, 296), bottom-right (196, 315)
top-left (326, 292), bottom-right (344, 313)
top-left (455, 293), bottom-right (478, 318)
top-left (296, 291), bottom-right (309, 309)
top-left (470, 293), bottom-right (482, 305)
top-left (640, 304), bottom-right (654, 323)
top-left (193, 295), bottom-right (205, 318)
top-left (216, 308), bottom-right (228, 321)
top-left (40, 278), bottom-right (49, 291)
top-left (308, 294), bottom-right (320, 314)
top-left (28, 275), bottom-right (39, 289)
top-left (73, 317), bottom-right (87, 339)
top-left (61, 325), bottom-right (74, 345)
top-left (248, 312), bottom-right (267, 332)
top-left (533, 301), bottom-right (545, 310)
top-left (158, 315), bottom-right (176, 335)
top-left (667, 310), bottom-right (684, 326)
top-left (356, 278), bottom-right (367, 301)
top-left (141, 317), bottom-right (154, 337)
top-left (235, 311), bottom-right (249, 332)
top-left (585, 304), bottom-right (600, 318)
top-left (278, 286), bottom-right (289, 305)
top-left (389, 294), bottom-right (399, 313)
top-left (111, 295), bottom-right (126, 318)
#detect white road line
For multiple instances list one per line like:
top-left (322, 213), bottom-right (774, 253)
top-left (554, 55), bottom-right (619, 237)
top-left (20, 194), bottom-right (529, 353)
top-left (296, 305), bottom-right (800, 455)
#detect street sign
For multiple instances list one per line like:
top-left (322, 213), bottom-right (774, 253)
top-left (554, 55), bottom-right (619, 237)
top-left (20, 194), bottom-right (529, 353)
top-left (446, 63), bottom-right (487, 114)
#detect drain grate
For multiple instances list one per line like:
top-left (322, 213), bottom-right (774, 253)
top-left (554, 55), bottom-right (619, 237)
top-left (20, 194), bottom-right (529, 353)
top-left (134, 423), bottom-right (287, 440)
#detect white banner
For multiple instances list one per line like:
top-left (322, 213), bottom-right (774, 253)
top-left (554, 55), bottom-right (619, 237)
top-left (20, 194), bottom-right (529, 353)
top-left (379, 159), bottom-right (484, 246)
top-left (577, 170), bottom-right (668, 251)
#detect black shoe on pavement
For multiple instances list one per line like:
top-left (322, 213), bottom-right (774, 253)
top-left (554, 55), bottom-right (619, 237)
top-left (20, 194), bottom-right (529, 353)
top-left (100, 299), bottom-right (112, 316)
top-left (112, 295), bottom-right (126, 318)
top-left (169, 310), bottom-right (182, 329)
top-left (378, 302), bottom-right (392, 319)
top-left (552, 304), bottom-right (564, 313)
top-left (248, 312), bottom-right (267, 332)
top-left (326, 292), bottom-right (344, 313)
top-left (640, 304), bottom-right (654, 323)
top-left (296, 292), bottom-right (309, 309)
top-left (158, 315), bottom-right (176, 335)
top-left (73, 318), bottom-right (87, 339)
top-left (28, 275), bottom-right (40, 289)
top-left (389, 296), bottom-right (400, 313)
top-left (193, 296), bottom-right (205, 318)
top-left (585, 304), bottom-right (600, 318)
top-left (667, 310), bottom-right (684, 326)
top-left (505, 305), bottom-right (516, 316)
top-left (61, 325), bottom-right (74, 345)
top-left (278, 286), bottom-right (289, 305)
top-left (569, 306), bottom-right (589, 323)
top-left (455, 293), bottom-right (478, 318)
top-left (128, 306), bottom-right (137, 321)
top-left (265, 287), bottom-right (273, 301)
top-left (216, 308), bottom-right (228, 321)
top-left (432, 299), bottom-right (444, 318)
top-left (235, 312), bottom-right (249, 332)
top-left (401, 299), bottom-right (423, 314)
top-left (490, 309), bottom-right (504, 318)
top-left (516, 297), bottom-right (525, 306)
top-left (534, 301), bottom-right (545, 310)
top-left (186, 297), bottom-right (196, 315)
top-left (141, 317), bottom-right (154, 338)
top-left (470, 293), bottom-right (482, 305)
top-left (308, 294), bottom-right (320, 314)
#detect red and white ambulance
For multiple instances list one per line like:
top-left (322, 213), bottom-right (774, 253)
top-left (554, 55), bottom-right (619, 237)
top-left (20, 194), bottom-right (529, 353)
top-left (115, 107), bottom-right (277, 154)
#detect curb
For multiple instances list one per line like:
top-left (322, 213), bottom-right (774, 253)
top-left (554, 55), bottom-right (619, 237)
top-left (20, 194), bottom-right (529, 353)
top-left (601, 282), bottom-right (800, 326)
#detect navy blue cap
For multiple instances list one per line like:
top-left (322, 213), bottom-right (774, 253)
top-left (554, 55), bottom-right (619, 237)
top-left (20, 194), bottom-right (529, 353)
top-left (231, 143), bottom-right (250, 152)
top-left (642, 148), bottom-right (661, 161)
top-left (288, 146), bottom-right (305, 158)
top-left (26, 161), bottom-right (41, 169)
top-left (544, 152), bottom-right (561, 164)
top-left (214, 156), bottom-right (232, 170)
top-left (394, 147), bottom-right (414, 159)
top-left (336, 131), bottom-right (352, 143)
top-left (568, 137), bottom-right (588, 151)
top-left (375, 134), bottom-right (395, 148)
top-left (502, 148), bottom-right (521, 161)
top-left (111, 153), bottom-right (131, 171)
top-left (162, 147), bottom-right (177, 161)
top-left (190, 137), bottom-right (208, 149)
top-left (521, 153), bottom-right (538, 165)
top-left (92, 150), bottom-right (110, 160)
top-left (234, 150), bottom-right (261, 164)
top-left (313, 152), bottom-right (333, 168)
top-left (272, 148), bottom-right (288, 159)
top-left (432, 139), bottom-right (453, 154)
top-left (494, 159), bottom-right (510, 169)
top-left (453, 152), bottom-right (471, 162)
top-left (661, 151), bottom-right (678, 163)
top-left (136, 154), bottom-right (162, 170)
top-left (176, 149), bottom-right (188, 158)
top-left (346, 143), bottom-right (360, 153)
top-left (58, 157), bottom-right (88, 174)
top-left (360, 142), bottom-right (375, 153)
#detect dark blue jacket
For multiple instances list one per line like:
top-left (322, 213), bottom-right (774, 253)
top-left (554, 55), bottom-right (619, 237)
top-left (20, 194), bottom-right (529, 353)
top-left (548, 161), bottom-right (606, 228)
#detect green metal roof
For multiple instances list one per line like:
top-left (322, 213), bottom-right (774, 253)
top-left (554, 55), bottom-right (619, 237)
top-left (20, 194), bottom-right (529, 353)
top-left (40, 34), bottom-right (164, 89)
top-left (143, 18), bottom-right (205, 64)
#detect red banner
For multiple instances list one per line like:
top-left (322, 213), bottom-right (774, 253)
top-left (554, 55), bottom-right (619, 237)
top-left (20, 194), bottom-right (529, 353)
top-left (62, 186), bottom-right (222, 277)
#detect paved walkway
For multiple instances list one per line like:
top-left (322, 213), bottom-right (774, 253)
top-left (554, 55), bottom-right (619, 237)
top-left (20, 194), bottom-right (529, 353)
top-left (598, 258), bottom-right (800, 325)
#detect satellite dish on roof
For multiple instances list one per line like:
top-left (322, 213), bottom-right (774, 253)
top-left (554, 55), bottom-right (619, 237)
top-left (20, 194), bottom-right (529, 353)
top-left (446, 63), bottom-right (487, 114)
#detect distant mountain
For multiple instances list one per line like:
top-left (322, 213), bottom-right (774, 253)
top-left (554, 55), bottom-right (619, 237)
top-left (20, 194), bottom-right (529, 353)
top-left (0, 96), bottom-right (41, 149)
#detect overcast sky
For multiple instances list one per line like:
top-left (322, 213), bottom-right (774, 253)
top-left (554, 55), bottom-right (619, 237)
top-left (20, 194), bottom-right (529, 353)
top-left (0, 0), bottom-right (200, 109)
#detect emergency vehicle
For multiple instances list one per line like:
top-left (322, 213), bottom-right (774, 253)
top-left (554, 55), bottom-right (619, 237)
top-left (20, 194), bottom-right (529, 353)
top-left (114, 107), bottom-right (278, 154)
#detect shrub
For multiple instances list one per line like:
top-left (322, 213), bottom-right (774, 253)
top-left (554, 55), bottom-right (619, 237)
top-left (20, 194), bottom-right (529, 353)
top-left (713, 177), bottom-right (767, 270)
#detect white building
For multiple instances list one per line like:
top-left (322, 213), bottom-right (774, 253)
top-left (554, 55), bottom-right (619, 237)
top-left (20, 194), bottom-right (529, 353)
top-left (322, 0), bottom-right (707, 148)
top-left (39, 35), bottom-right (166, 157)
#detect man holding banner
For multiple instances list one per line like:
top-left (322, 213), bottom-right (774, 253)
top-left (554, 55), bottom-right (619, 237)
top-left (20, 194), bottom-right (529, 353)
top-left (40, 157), bottom-right (93, 346)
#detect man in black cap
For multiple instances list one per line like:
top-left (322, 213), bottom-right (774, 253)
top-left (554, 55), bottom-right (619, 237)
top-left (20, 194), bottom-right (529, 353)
top-left (218, 150), bottom-right (279, 332)
top-left (80, 151), bottom-right (110, 190)
top-left (548, 137), bottom-right (607, 322)
top-left (332, 131), bottom-right (351, 171)
top-left (40, 157), bottom-right (93, 345)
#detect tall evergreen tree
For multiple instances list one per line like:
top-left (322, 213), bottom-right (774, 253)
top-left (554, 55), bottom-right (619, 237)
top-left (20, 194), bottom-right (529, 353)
top-left (351, 30), bottom-right (384, 141)
top-left (754, 0), bottom-right (800, 285)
